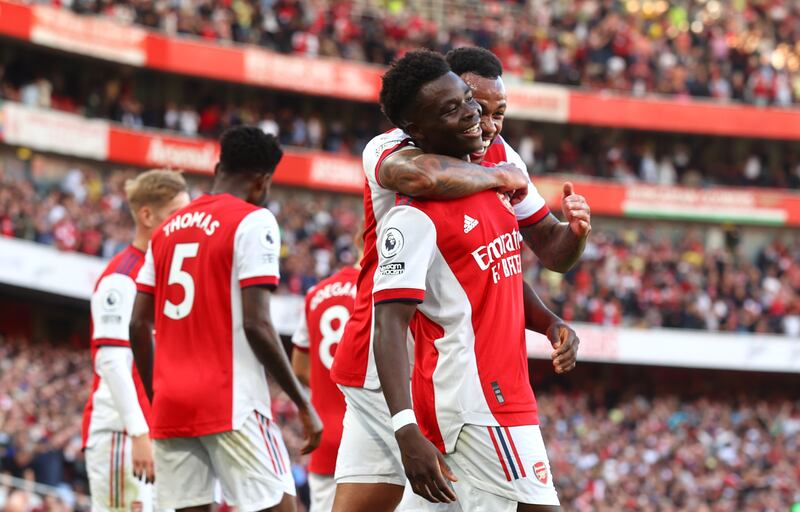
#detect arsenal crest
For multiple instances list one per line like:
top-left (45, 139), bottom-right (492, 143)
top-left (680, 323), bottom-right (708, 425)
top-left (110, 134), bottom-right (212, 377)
top-left (533, 461), bottom-right (548, 484)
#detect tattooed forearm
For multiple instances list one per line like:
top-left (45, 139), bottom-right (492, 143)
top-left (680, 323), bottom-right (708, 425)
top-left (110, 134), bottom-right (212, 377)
top-left (380, 151), bottom-right (516, 199)
top-left (522, 214), bottom-right (587, 273)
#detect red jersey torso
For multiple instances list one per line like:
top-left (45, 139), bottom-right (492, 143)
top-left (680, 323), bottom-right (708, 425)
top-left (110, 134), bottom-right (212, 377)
top-left (136, 194), bottom-right (281, 439)
top-left (293, 266), bottom-right (358, 474)
top-left (373, 190), bottom-right (538, 453)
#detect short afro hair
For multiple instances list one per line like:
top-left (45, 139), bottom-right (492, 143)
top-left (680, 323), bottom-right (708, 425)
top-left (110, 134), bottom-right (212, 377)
top-left (446, 46), bottom-right (503, 79)
top-left (379, 49), bottom-right (451, 129)
top-left (219, 125), bottom-right (283, 176)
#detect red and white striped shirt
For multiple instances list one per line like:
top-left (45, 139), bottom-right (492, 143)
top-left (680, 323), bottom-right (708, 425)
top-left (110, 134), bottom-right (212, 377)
top-left (374, 191), bottom-right (539, 453)
top-left (330, 128), bottom-right (548, 390)
top-left (136, 194), bottom-right (281, 439)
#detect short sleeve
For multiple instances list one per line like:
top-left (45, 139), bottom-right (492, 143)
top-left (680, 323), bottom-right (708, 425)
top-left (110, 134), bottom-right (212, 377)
top-left (503, 142), bottom-right (550, 226)
top-left (92, 273), bottom-right (137, 346)
top-left (135, 245), bottom-right (156, 294)
top-left (292, 305), bottom-right (310, 351)
top-left (373, 206), bottom-right (436, 304)
top-left (363, 130), bottom-right (416, 189)
top-left (235, 208), bottom-right (281, 289)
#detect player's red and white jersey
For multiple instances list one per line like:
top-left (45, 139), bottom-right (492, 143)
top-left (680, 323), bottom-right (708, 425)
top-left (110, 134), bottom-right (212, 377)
top-left (82, 246), bottom-right (152, 449)
top-left (135, 193), bottom-right (281, 439)
top-left (484, 135), bottom-right (550, 227)
top-left (330, 128), bottom-right (549, 390)
top-left (373, 191), bottom-right (539, 453)
top-left (292, 266), bottom-right (357, 475)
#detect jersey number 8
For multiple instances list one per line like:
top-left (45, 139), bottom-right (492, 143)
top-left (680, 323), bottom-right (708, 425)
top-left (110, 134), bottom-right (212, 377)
top-left (318, 305), bottom-right (350, 370)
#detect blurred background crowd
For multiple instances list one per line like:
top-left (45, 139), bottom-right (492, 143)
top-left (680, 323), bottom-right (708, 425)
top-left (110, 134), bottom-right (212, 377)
top-left (1, 158), bottom-right (798, 334)
top-left (1, 339), bottom-right (798, 511)
top-left (51, 0), bottom-right (800, 106)
top-left (4, 43), bottom-right (800, 190)
top-left (1, 0), bottom-right (799, 509)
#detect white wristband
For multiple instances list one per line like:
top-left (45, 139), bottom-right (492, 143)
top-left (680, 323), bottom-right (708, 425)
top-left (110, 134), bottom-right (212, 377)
top-left (391, 409), bottom-right (417, 432)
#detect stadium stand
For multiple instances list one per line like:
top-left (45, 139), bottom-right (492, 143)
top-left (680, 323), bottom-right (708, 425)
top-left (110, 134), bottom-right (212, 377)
top-left (3, 43), bottom-right (800, 189)
top-left (1, 334), bottom-right (798, 510)
top-left (1, 151), bottom-right (798, 333)
top-left (0, 0), bottom-right (798, 509)
top-left (53, 0), bottom-right (800, 106)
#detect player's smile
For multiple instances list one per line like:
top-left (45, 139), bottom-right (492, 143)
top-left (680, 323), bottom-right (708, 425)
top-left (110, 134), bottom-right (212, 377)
top-left (461, 73), bottom-right (507, 163)
top-left (408, 72), bottom-right (484, 158)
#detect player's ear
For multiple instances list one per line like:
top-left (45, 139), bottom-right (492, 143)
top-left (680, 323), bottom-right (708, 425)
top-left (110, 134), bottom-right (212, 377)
top-left (404, 121), bottom-right (424, 143)
top-left (260, 174), bottom-right (273, 196)
top-left (137, 205), bottom-right (154, 229)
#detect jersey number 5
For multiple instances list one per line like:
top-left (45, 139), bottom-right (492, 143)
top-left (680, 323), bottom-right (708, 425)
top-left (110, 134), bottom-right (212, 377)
top-left (164, 242), bottom-right (199, 320)
top-left (319, 305), bottom-right (350, 370)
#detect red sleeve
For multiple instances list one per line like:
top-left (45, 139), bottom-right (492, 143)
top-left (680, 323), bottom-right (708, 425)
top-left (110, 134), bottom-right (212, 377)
top-left (93, 338), bottom-right (132, 348)
top-left (240, 276), bottom-right (280, 289)
top-left (518, 205), bottom-right (551, 227)
top-left (136, 283), bottom-right (155, 294)
top-left (374, 288), bottom-right (425, 305)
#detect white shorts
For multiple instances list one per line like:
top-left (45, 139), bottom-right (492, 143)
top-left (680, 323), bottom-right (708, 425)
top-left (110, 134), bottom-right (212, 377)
top-left (308, 473), bottom-right (335, 512)
top-left (153, 411), bottom-right (295, 511)
top-left (85, 431), bottom-right (155, 512)
top-left (334, 386), bottom-right (405, 486)
top-left (397, 484), bottom-right (461, 512)
top-left (445, 424), bottom-right (559, 510)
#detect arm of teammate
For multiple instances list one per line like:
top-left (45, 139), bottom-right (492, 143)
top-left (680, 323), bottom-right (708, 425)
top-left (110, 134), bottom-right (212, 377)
top-left (130, 247), bottom-right (157, 402)
top-left (95, 347), bottom-right (155, 483)
top-left (522, 282), bottom-right (579, 374)
top-left (378, 148), bottom-right (528, 200)
top-left (291, 303), bottom-right (311, 387)
top-left (92, 270), bottom-right (155, 484)
top-left (372, 206), bottom-right (457, 503)
top-left (129, 292), bottom-right (155, 402)
top-left (236, 209), bottom-right (321, 454)
top-left (520, 182), bottom-right (591, 272)
top-left (291, 352), bottom-right (310, 387)
top-left (241, 287), bottom-right (321, 454)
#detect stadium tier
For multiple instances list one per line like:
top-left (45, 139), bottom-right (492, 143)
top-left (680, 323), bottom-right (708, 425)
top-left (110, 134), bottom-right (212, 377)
top-left (0, 0), bottom-right (799, 510)
top-left (5, 0), bottom-right (800, 108)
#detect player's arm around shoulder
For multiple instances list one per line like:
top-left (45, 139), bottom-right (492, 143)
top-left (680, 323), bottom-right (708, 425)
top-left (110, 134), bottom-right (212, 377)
top-left (378, 148), bottom-right (528, 200)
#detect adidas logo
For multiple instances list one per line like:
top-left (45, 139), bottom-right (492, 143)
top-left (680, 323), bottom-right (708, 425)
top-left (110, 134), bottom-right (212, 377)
top-left (464, 215), bottom-right (479, 233)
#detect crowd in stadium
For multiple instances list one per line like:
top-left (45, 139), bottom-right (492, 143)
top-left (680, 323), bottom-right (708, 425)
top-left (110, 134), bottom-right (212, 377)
top-left (1, 163), bottom-right (798, 334)
top-left (4, 49), bottom-right (800, 189)
top-left (0, 339), bottom-right (314, 511)
top-left (59, 0), bottom-right (800, 106)
top-left (1, 337), bottom-right (798, 510)
top-left (530, 229), bottom-right (800, 335)
top-left (539, 370), bottom-right (800, 510)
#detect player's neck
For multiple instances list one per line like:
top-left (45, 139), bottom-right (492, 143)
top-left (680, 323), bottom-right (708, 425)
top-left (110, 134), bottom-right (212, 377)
top-left (132, 228), bottom-right (150, 253)
top-left (210, 176), bottom-right (251, 201)
top-left (419, 143), bottom-right (469, 162)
